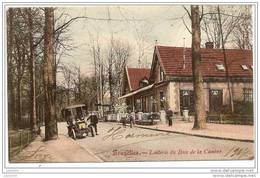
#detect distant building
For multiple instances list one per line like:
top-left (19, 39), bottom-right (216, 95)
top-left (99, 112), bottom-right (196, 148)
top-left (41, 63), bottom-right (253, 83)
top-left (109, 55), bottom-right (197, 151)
top-left (120, 45), bottom-right (253, 115)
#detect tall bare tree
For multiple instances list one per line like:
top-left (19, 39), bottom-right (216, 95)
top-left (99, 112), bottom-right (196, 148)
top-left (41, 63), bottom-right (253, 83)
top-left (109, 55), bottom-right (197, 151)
top-left (7, 8), bottom-right (85, 131)
top-left (14, 34), bottom-right (27, 129)
top-left (27, 8), bottom-right (37, 132)
top-left (60, 63), bottom-right (77, 105)
top-left (44, 7), bottom-right (58, 140)
top-left (191, 5), bottom-right (206, 129)
top-left (7, 8), bottom-right (16, 128)
top-left (104, 38), bottom-right (131, 111)
top-left (88, 34), bottom-right (104, 113)
top-left (107, 36), bottom-right (115, 110)
top-left (7, 8), bottom-right (44, 130)
top-left (201, 6), bottom-right (252, 49)
top-left (217, 6), bottom-right (234, 113)
top-left (232, 6), bottom-right (252, 49)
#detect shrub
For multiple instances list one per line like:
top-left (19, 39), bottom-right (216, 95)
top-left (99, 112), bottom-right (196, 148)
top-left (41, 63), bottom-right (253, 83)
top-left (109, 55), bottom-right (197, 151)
top-left (234, 101), bottom-right (253, 115)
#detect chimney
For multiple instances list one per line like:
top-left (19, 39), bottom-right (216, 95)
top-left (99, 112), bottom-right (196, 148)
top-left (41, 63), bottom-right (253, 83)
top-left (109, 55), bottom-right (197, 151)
top-left (205, 42), bottom-right (214, 48)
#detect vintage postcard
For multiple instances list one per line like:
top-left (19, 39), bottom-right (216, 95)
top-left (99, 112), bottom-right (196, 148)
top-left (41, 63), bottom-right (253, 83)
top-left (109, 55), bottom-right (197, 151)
top-left (1, 1), bottom-right (257, 177)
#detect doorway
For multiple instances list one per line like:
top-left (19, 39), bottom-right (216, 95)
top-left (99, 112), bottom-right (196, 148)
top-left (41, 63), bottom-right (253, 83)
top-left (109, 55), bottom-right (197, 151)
top-left (209, 89), bottom-right (223, 113)
top-left (180, 90), bottom-right (194, 115)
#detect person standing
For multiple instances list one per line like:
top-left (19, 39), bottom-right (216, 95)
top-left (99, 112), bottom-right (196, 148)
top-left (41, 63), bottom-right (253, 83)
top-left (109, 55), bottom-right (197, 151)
top-left (87, 112), bottom-right (99, 136)
top-left (129, 112), bottom-right (134, 128)
top-left (166, 108), bottom-right (173, 126)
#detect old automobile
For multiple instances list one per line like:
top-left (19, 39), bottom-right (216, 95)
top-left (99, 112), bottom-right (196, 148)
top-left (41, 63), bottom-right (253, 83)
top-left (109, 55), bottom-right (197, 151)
top-left (61, 104), bottom-right (94, 139)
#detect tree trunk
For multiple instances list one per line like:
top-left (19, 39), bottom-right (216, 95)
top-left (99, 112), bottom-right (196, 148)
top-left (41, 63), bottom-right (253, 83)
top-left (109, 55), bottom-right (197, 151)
top-left (78, 67), bottom-right (81, 101)
top-left (108, 64), bottom-right (114, 111)
top-left (191, 6), bottom-right (206, 129)
top-left (99, 64), bottom-right (104, 116)
top-left (27, 8), bottom-right (38, 133)
top-left (44, 7), bottom-right (58, 140)
top-left (53, 46), bottom-right (58, 122)
top-left (7, 8), bottom-right (16, 129)
top-left (16, 42), bottom-right (22, 129)
top-left (217, 6), bottom-right (234, 113)
top-left (92, 46), bottom-right (99, 109)
top-left (17, 81), bottom-right (22, 128)
top-left (67, 87), bottom-right (70, 105)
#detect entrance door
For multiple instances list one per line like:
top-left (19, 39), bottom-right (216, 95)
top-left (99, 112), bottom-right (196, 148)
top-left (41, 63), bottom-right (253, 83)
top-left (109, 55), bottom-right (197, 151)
top-left (180, 90), bottom-right (194, 115)
top-left (209, 89), bottom-right (223, 113)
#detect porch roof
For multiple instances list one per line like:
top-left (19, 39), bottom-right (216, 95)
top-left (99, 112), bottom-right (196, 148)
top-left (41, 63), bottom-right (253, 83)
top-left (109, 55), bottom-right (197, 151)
top-left (119, 84), bottom-right (154, 99)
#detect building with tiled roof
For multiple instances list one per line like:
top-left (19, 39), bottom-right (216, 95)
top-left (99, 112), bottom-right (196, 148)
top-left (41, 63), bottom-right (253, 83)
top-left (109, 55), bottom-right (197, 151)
top-left (153, 46), bottom-right (252, 78)
top-left (124, 68), bottom-right (150, 91)
top-left (121, 44), bottom-right (253, 116)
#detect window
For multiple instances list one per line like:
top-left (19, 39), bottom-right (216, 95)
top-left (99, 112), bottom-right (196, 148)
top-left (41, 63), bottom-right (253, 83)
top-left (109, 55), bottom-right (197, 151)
top-left (135, 99), bottom-right (142, 112)
top-left (142, 79), bottom-right (149, 84)
top-left (241, 65), bottom-right (249, 70)
top-left (243, 88), bottom-right (253, 103)
top-left (216, 64), bottom-right (225, 71)
top-left (139, 79), bottom-right (149, 87)
top-left (209, 89), bottom-right (223, 112)
top-left (142, 97), bottom-right (146, 112)
top-left (160, 91), bottom-right (165, 110)
top-left (182, 91), bottom-right (191, 107)
top-left (160, 67), bottom-right (164, 81)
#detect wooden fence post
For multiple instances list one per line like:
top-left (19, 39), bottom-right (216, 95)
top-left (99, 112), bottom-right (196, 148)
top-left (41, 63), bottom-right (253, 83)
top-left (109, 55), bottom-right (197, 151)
top-left (8, 136), bottom-right (11, 160)
top-left (27, 130), bottom-right (30, 144)
top-left (19, 131), bottom-right (22, 152)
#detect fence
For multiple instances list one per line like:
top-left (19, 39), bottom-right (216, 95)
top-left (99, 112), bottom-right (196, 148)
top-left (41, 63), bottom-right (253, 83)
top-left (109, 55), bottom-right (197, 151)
top-left (206, 101), bottom-right (253, 125)
top-left (206, 114), bottom-right (253, 125)
top-left (8, 129), bottom-right (36, 160)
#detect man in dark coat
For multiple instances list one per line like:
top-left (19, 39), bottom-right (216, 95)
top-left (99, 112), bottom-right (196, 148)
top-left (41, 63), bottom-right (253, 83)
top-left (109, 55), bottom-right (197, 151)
top-left (166, 108), bottom-right (173, 126)
top-left (128, 113), bottom-right (134, 128)
top-left (87, 112), bottom-right (99, 136)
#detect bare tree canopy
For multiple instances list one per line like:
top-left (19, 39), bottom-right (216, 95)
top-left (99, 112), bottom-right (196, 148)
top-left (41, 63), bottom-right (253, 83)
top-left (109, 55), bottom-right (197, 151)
top-left (201, 6), bottom-right (252, 49)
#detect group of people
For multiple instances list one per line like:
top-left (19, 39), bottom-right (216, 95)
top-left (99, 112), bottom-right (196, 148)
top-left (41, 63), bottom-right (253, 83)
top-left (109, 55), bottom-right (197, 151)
top-left (120, 108), bottom-right (175, 128)
top-left (121, 111), bottom-right (135, 128)
top-left (73, 106), bottom-right (175, 137)
top-left (121, 109), bottom-right (174, 128)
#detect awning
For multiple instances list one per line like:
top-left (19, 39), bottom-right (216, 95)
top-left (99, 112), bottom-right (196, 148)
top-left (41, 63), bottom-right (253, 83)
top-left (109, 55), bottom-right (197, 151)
top-left (119, 84), bottom-right (154, 99)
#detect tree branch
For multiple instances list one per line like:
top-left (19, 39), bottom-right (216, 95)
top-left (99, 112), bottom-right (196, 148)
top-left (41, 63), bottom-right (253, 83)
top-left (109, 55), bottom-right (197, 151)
top-left (182, 17), bottom-right (192, 34)
top-left (183, 6), bottom-right (191, 19)
top-left (200, 5), bottom-right (204, 22)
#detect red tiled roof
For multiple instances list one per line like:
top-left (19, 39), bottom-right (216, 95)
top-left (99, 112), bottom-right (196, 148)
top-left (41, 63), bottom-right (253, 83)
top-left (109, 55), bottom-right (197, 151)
top-left (126, 68), bottom-right (150, 91)
top-left (156, 46), bottom-right (253, 77)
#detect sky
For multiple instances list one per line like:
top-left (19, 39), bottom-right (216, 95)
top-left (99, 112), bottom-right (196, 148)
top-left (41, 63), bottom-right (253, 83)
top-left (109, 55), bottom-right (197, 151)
top-left (55, 5), bottom-right (251, 81)
top-left (56, 6), bottom-right (192, 79)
